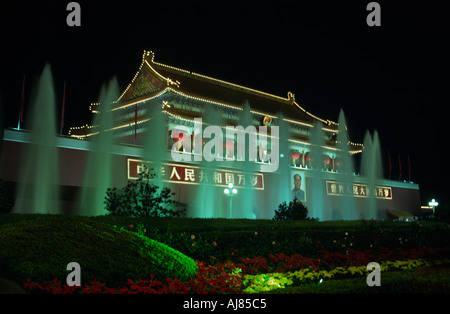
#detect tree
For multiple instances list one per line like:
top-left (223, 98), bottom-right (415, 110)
top-left (105, 166), bottom-right (186, 217)
top-left (273, 199), bottom-right (311, 221)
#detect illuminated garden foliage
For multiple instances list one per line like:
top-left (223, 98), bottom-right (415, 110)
top-left (105, 166), bottom-right (186, 218)
top-left (273, 199), bottom-right (312, 221)
top-left (0, 216), bottom-right (197, 286)
top-left (22, 249), bottom-right (450, 294)
top-left (1, 215), bottom-right (450, 293)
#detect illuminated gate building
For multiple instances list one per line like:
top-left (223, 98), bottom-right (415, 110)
top-left (0, 51), bottom-right (421, 220)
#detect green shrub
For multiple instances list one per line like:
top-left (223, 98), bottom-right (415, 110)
top-left (273, 199), bottom-right (312, 221)
top-left (0, 216), bottom-right (197, 287)
top-left (105, 166), bottom-right (186, 217)
top-left (93, 217), bottom-right (450, 261)
top-left (2, 215), bottom-right (450, 271)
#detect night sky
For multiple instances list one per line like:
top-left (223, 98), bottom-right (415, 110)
top-left (1, 1), bottom-right (449, 207)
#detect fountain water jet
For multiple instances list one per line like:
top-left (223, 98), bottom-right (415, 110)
top-left (143, 99), bottom-right (168, 189)
top-left (269, 113), bottom-right (290, 217)
top-left (360, 129), bottom-right (383, 219)
top-left (309, 121), bottom-right (326, 221)
top-left (336, 109), bottom-right (356, 220)
top-left (233, 102), bottom-right (257, 218)
top-left (78, 78), bottom-right (120, 216)
top-left (190, 105), bottom-right (224, 217)
top-left (14, 64), bottom-right (59, 214)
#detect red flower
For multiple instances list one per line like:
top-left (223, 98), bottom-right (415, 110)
top-left (23, 246), bottom-right (450, 294)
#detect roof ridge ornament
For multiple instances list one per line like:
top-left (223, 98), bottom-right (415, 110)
top-left (143, 50), bottom-right (180, 88)
top-left (143, 50), bottom-right (155, 62)
top-left (167, 78), bottom-right (181, 88)
top-left (287, 92), bottom-right (295, 105)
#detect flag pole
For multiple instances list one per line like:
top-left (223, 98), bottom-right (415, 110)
top-left (408, 155), bottom-right (411, 182)
top-left (388, 150), bottom-right (392, 180)
top-left (60, 81), bottom-right (66, 135)
top-left (17, 75), bottom-right (26, 130)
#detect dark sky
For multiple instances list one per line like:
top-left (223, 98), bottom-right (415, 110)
top-left (1, 1), bottom-right (449, 206)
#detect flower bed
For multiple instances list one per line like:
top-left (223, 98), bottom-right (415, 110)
top-left (24, 261), bottom-right (244, 294)
top-left (243, 258), bottom-right (450, 293)
top-left (23, 247), bottom-right (450, 294)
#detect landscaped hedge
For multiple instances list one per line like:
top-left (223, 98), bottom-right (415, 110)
top-left (91, 216), bottom-right (450, 262)
top-left (1, 214), bottom-right (449, 287)
top-left (0, 215), bottom-right (197, 287)
top-left (1, 214), bottom-right (450, 294)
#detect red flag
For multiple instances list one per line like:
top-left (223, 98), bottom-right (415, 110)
top-left (388, 150), bottom-right (392, 179)
top-left (60, 81), bottom-right (66, 134)
top-left (134, 103), bottom-right (137, 139)
top-left (398, 154), bottom-right (402, 181)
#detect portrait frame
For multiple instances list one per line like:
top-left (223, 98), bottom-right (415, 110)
top-left (290, 170), bottom-right (306, 202)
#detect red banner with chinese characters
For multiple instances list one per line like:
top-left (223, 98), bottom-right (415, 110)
top-left (127, 158), bottom-right (264, 190)
top-left (326, 180), bottom-right (392, 199)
